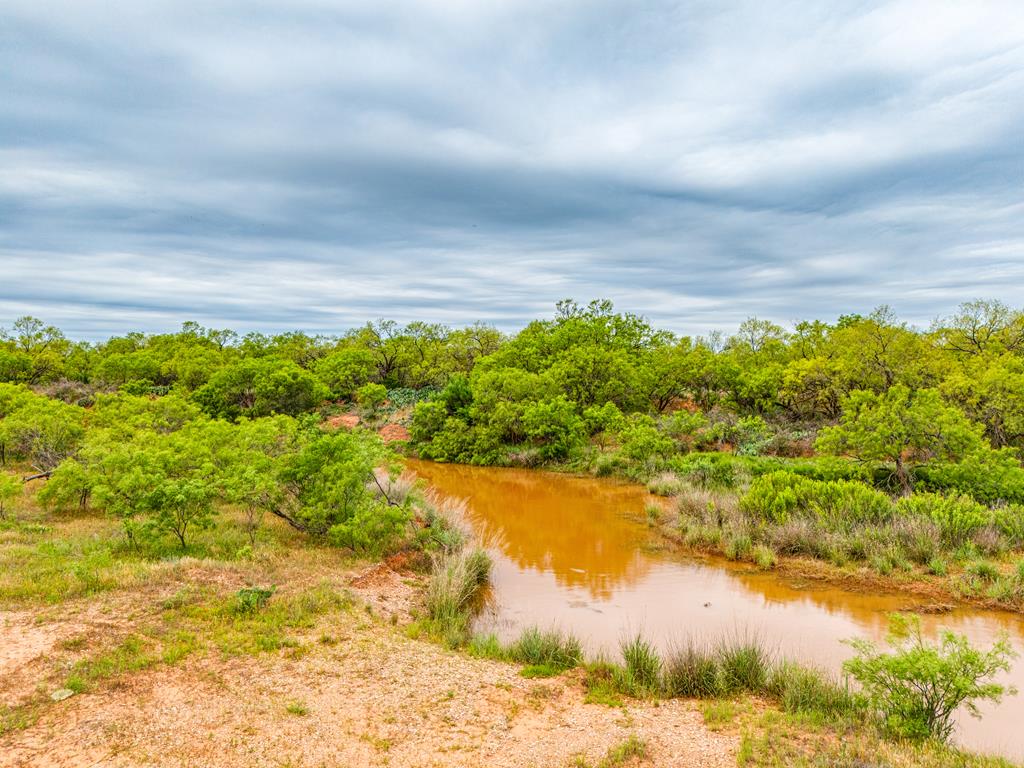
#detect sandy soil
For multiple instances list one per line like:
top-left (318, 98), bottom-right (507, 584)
top-left (0, 565), bottom-right (736, 768)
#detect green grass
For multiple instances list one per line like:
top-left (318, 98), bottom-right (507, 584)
top-left (663, 642), bottom-right (721, 698)
top-left (424, 547), bottom-right (491, 647)
top-left (718, 636), bottom-right (771, 694)
top-left (64, 634), bottom-right (160, 693)
top-left (507, 627), bottom-right (582, 671)
top-left (618, 634), bottom-right (661, 697)
top-left (285, 700), bottom-right (309, 716)
top-left (572, 735), bottom-right (648, 767)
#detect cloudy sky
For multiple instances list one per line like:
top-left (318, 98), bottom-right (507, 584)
top-left (2, 0), bottom-right (1023, 340)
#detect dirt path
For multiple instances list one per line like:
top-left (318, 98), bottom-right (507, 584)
top-left (1, 568), bottom-right (736, 768)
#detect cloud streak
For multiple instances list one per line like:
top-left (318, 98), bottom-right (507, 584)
top-left (2, 0), bottom-right (1023, 339)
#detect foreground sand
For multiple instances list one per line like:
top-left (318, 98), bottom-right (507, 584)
top-left (1, 563), bottom-right (736, 768)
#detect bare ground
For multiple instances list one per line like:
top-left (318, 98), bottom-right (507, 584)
top-left (0, 563), bottom-right (736, 768)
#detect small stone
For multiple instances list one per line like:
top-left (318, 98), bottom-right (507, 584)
top-left (50, 688), bottom-right (75, 702)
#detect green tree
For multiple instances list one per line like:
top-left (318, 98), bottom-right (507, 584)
top-left (0, 396), bottom-right (86, 473)
top-left (192, 358), bottom-right (329, 419)
top-left (314, 347), bottom-right (375, 399)
top-left (355, 382), bottom-right (388, 413)
top-left (817, 386), bottom-right (988, 495)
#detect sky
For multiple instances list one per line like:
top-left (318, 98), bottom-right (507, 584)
top-left (2, 0), bottom-right (1023, 341)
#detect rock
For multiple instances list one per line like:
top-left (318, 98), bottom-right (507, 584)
top-left (50, 688), bottom-right (75, 702)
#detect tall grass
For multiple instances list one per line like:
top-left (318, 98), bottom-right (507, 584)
top-left (663, 641), bottom-right (721, 698)
top-left (508, 626), bottom-right (583, 672)
top-left (425, 547), bottom-right (491, 646)
top-left (618, 634), bottom-right (662, 696)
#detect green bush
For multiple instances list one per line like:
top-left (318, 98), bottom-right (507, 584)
top-left (740, 471), bottom-right (811, 524)
top-left (844, 614), bottom-right (1015, 742)
top-left (895, 493), bottom-right (990, 547)
top-left (425, 547), bottom-right (492, 646)
top-left (233, 585), bottom-right (275, 614)
top-left (669, 454), bottom-right (738, 489)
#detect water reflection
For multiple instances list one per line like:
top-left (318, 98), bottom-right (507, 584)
top-left (408, 460), bottom-right (1024, 760)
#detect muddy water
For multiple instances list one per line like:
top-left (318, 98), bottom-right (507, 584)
top-left (408, 459), bottom-right (1024, 760)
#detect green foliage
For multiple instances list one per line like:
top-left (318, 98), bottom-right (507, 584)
top-left (507, 627), bottom-right (583, 673)
top-left (844, 614), bottom-right (1015, 742)
top-left (313, 347), bottom-right (375, 399)
top-left (619, 634), bottom-right (662, 696)
top-left (817, 386), bottom-right (990, 494)
top-left (0, 473), bottom-right (20, 518)
top-left (522, 396), bottom-right (586, 461)
top-left (663, 643), bottom-right (721, 698)
top-left (233, 585), bottom-right (276, 614)
top-left (355, 382), bottom-right (388, 413)
top-left (895, 493), bottom-right (990, 547)
top-left (424, 547), bottom-right (492, 647)
top-left (0, 393), bottom-right (85, 471)
top-left (192, 357), bottom-right (328, 420)
top-left (718, 637), bottom-right (770, 694)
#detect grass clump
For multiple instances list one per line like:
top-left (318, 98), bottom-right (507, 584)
top-left (572, 734), bottom-right (647, 767)
top-left (752, 544), bottom-right (777, 569)
top-left (663, 642), bottom-right (721, 698)
top-left (767, 662), bottom-right (862, 722)
top-left (583, 661), bottom-right (626, 707)
top-left (508, 626), bottom-right (582, 676)
top-left (232, 585), bottom-right (276, 614)
top-left (285, 700), bottom-right (309, 716)
top-left (618, 634), bottom-right (661, 697)
top-left (718, 636), bottom-right (771, 694)
top-left (424, 547), bottom-right (491, 647)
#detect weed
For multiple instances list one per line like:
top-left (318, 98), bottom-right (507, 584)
top-left (233, 585), bottom-right (276, 614)
top-left (285, 700), bottom-right (309, 716)
top-left (752, 544), bottom-right (777, 570)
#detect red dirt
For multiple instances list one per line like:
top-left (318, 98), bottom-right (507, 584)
top-left (378, 424), bottom-right (411, 443)
top-left (325, 413), bottom-right (361, 430)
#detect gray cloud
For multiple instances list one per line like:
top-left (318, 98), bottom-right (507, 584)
top-left (2, 0), bottom-right (1023, 340)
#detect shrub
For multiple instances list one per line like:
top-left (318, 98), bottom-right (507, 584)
top-left (992, 504), bottom-right (1024, 547)
top-left (724, 532), bottom-right (753, 561)
top-left (752, 545), bottom-right (777, 569)
top-left (669, 454), bottom-right (738, 489)
top-left (0, 473), bottom-right (20, 519)
top-left (663, 643), bottom-right (721, 698)
top-left (895, 493), bottom-right (989, 547)
top-left (647, 472), bottom-right (683, 497)
top-left (972, 525), bottom-right (1008, 557)
top-left (233, 585), bottom-right (275, 614)
top-left (965, 560), bottom-right (1000, 583)
top-left (844, 614), bottom-right (1015, 742)
top-left (355, 382), bottom-right (388, 413)
top-left (808, 481), bottom-right (893, 531)
top-left (891, 516), bottom-right (941, 565)
top-left (740, 471), bottom-right (812, 524)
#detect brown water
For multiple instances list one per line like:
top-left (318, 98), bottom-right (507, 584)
top-left (408, 459), bottom-right (1024, 761)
